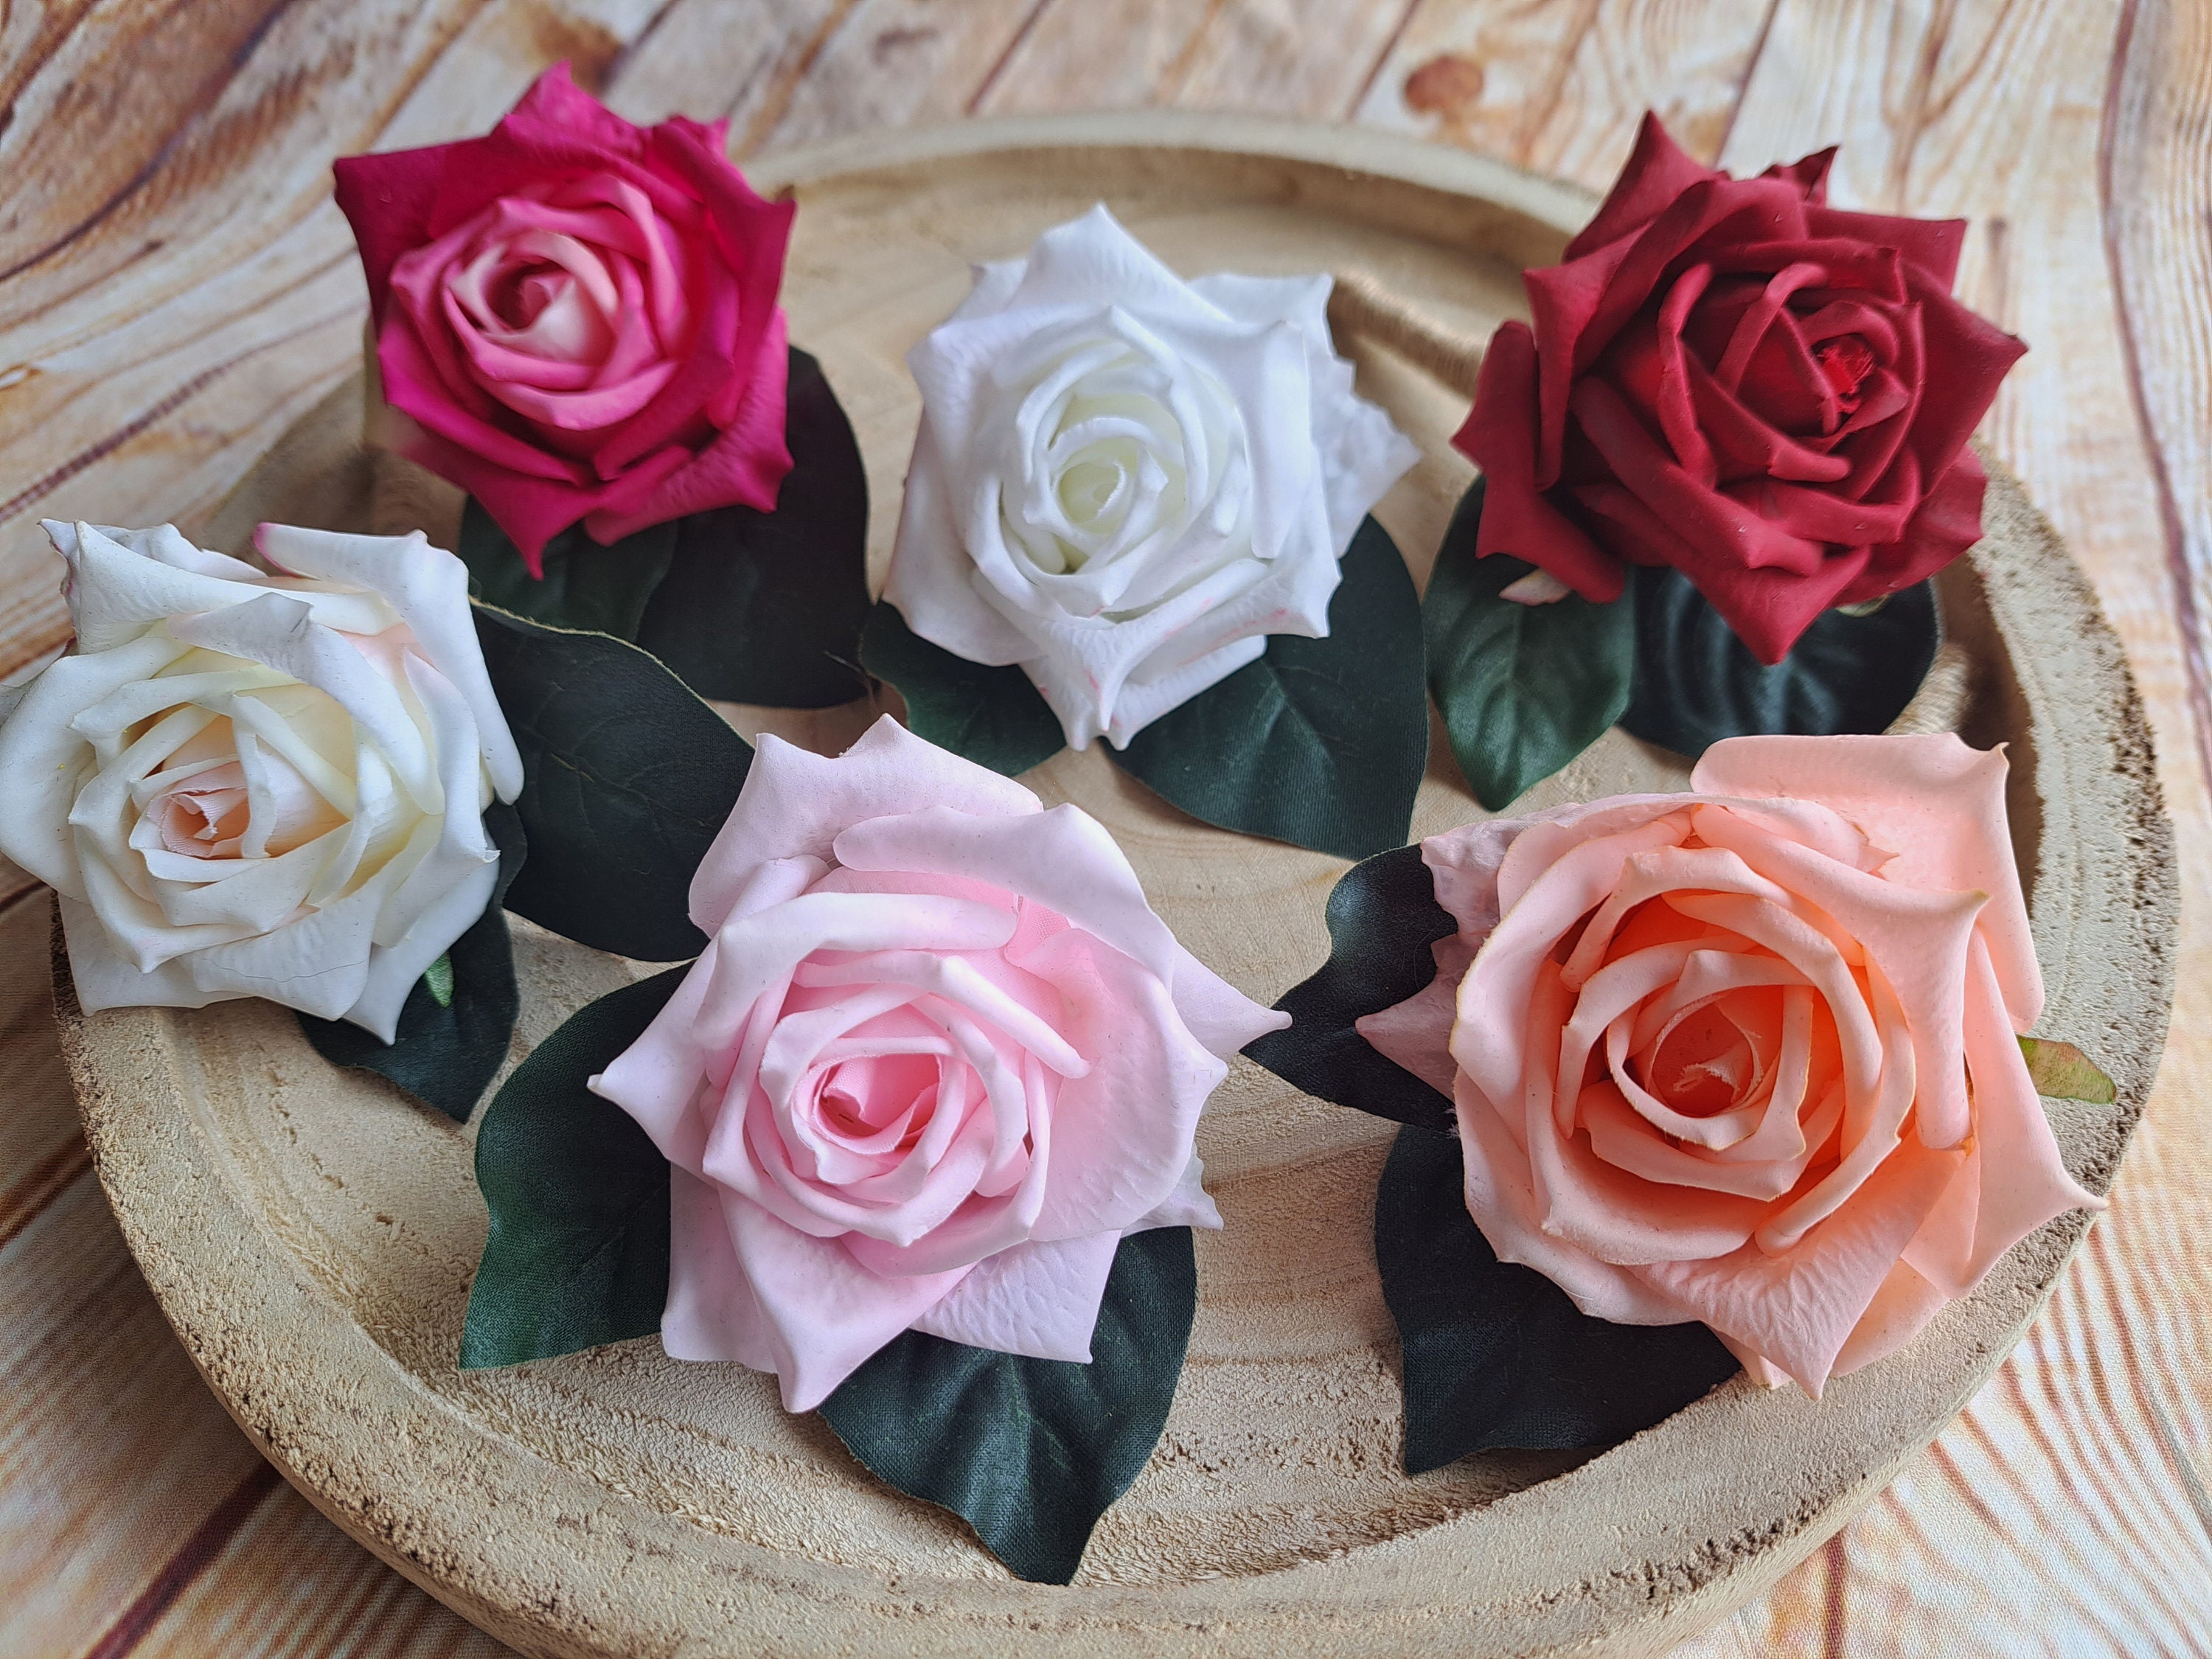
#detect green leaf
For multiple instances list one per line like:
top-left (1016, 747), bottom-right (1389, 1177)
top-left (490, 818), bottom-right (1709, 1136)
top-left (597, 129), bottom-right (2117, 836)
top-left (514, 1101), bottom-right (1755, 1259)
top-left (1243, 845), bottom-right (1457, 1131)
top-left (818, 1227), bottom-right (1196, 1584)
top-left (1618, 566), bottom-right (1940, 759)
top-left (452, 349), bottom-right (869, 709)
top-left (457, 498), bottom-right (678, 642)
top-left (296, 801), bottom-right (526, 1124)
top-left (858, 600), bottom-right (1066, 778)
top-left (460, 966), bottom-right (686, 1369)
top-left (1425, 478), bottom-right (1635, 809)
top-left (2019, 1036), bottom-right (2118, 1104)
top-left (473, 605), bottom-right (753, 962)
top-left (633, 347), bottom-right (872, 707)
top-left (1378, 1125), bottom-right (1739, 1473)
top-left (1113, 516), bottom-right (1427, 860)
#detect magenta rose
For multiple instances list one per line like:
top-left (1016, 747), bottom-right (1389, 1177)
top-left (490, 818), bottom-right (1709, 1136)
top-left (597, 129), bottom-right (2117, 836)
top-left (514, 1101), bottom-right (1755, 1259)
top-left (334, 65), bottom-right (794, 570)
top-left (588, 717), bottom-right (1286, 1411)
top-left (1455, 114), bottom-right (2025, 664)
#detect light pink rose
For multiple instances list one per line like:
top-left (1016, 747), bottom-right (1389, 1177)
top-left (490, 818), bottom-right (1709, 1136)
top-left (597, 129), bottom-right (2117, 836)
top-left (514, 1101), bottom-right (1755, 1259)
top-left (1359, 734), bottom-right (2102, 1395)
top-left (590, 716), bottom-right (1286, 1410)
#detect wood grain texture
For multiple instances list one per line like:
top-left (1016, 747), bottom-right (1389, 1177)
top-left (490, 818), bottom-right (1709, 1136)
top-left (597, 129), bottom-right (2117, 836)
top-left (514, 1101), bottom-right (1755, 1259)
top-left (1352, 0), bottom-right (1778, 186)
top-left (38, 123), bottom-right (2176, 1659)
top-left (1, 1), bottom-right (2209, 1655)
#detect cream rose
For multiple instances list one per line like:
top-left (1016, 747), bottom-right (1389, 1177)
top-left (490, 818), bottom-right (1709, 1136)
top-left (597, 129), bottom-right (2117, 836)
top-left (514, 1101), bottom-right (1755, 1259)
top-left (590, 715), bottom-right (1287, 1411)
top-left (885, 205), bottom-right (1418, 749)
top-left (1359, 734), bottom-right (2102, 1394)
top-left (0, 521), bottom-right (523, 1035)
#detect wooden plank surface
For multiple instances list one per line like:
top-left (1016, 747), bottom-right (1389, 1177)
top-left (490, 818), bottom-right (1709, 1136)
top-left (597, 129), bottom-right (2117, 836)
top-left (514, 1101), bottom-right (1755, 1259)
top-left (1, 1), bottom-right (2207, 1653)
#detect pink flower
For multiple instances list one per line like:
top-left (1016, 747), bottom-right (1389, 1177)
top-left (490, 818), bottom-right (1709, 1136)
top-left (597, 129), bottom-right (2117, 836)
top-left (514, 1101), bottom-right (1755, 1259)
top-left (1358, 734), bottom-right (2101, 1395)
top-left (589, 717), bottom-right (1287, 1410)
top-left (333, 65), bottom-right (794, 570)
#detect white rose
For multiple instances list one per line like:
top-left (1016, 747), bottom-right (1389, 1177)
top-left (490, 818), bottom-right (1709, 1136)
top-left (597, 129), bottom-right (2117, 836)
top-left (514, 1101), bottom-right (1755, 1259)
top-left (886, 204), bottom-right (1419, 750)
top-left (0, 520), bottom-right (524, 1037)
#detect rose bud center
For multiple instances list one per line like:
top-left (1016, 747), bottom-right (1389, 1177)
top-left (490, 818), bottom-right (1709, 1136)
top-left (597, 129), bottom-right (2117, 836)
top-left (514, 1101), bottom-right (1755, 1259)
top-left (151, 768), bottom-right (251, 858)
top-left (813, 1051), bottom-right (941, 1152)
top-left (137, 704), bottom-right (349, 863)
top-left (1814, 333), bottom-right (1878, 414)
top-left (1638, 998), bottom-right (1766, 1119)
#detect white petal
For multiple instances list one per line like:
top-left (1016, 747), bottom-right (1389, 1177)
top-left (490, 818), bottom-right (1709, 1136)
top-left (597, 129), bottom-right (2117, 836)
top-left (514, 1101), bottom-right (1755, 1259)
top-left (0, 632), bottom-right (184, 894)
top-left (256, 524), bottom-right (523, 803)
top-left (170, 593), bottom-right (440, 813)
top-left (58, 894), bottom-right (228, 1014)
top-left (345, 854), bottom-right (498, 1043)
top-left (181, 858), bottom-right (406, 1020)
top-left (881, 420), bottom-right (1037, 669)
top-left (1000, 204), bottom-right (1223, 321)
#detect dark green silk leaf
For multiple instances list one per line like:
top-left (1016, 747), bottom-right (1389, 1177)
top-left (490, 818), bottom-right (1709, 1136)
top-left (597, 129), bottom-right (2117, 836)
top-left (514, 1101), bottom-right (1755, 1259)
top-left (858, 600), bottom-right (1066, 778)
top-left (1113, 515), bottom-right (1427, 860)
top-left (1243, 845), bottom-right (1456, 1131)
top-left (472, 605), bottom-right (752, 962)
top-left (817, 1226), bottom-right (1197, 1585)
top-left (457, 498), bottom-right (678, 643)
top-left (634, 347), bottom-right (871, 707)
top-left (459, 966), bottom-right (686, 1369)
top-left (1425, 478), bottom-right (1636, 810)
top-left (1618, 566), bottom-right (1940, 759)
top-left (453, 347), bottom-right (869, 708)
top-left (1378, 1125), bottom-right (1739, 1475)
top-left (296, 801), bottom-right (526, 1124)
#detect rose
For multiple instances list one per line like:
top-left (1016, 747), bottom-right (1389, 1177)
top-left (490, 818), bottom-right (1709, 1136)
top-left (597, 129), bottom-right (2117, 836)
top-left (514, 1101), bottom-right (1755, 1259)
top-left (885, 204), bottom-right (1418, 749)
top-left (1357, 733), bottom-right (2100, 1394)
top-left (1455, 114), bottom-right (2025, 664)
top-left (333, 64), bottom-right (795, 570)
top-left (589, 714), bottom-right (1286, 1411)
top-left (0, 521), bottom-right (523, 1036)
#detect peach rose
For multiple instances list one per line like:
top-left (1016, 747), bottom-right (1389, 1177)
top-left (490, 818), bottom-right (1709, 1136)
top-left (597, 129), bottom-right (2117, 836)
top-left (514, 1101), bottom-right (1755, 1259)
top-left (588, 716), bottom-right (1285, 1410)
top-left (1359, 733), bottom-right (2101, 1394)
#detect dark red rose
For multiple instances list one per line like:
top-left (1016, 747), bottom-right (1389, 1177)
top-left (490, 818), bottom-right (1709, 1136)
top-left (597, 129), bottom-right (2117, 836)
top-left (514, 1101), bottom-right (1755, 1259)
top-left (334, 65), bottom-right (795, 571)
top-left (1455, 114), bottom-right (2025, 664)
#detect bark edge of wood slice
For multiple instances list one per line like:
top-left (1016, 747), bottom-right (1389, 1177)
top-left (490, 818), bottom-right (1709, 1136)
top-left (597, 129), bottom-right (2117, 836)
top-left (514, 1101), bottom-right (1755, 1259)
top-left (50, 114), bottom-right (2175, 1659)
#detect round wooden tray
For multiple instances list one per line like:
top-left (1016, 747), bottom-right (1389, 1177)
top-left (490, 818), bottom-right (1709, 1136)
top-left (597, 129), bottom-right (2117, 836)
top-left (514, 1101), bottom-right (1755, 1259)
top-left (54, 114), bottom-right (2174, 1658)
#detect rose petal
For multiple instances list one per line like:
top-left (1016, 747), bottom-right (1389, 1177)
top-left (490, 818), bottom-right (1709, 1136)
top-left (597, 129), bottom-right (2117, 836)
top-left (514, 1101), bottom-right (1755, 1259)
top-left (1451, 321), bottom-right (1625, 601)
top-left (1636, 1133), bottom-right (1965, 1394)
top-left (689, 718), bottom-right (1040, 934)
top-left (1903, 932), bottom-right (2105, 1294)
top-left (0, 630), bottom-right (182, 896)
top-left (254, 524), bottom-right (523, 802)
top-left (55, 893), bottom-right (227, 1014)
top-left (908, 1231), bottom-right (1121, 1361)
top-left (1355, 948), bottom-right (1465, 1097)
top-left (661, 1167), bottom-right (784, 1371)
top-left (714, 1192), bottom-right (970, 1412)
top-left (1563, 112), bottom-right (1728, 262)
top-left (1691, 733), bottom-right (2040, 1030)
top-left (1453, 813), bottom-right (1691, 1108)
top-left (1012, 922), bottom-right (1227, 1239)
top-left (1127, 1152), bottom-right (1225, 1233)
top-left (1456, 1060), bottom-right (1691, 1325)
top-left (1826, 1259), bottom-right (1951, 1378)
